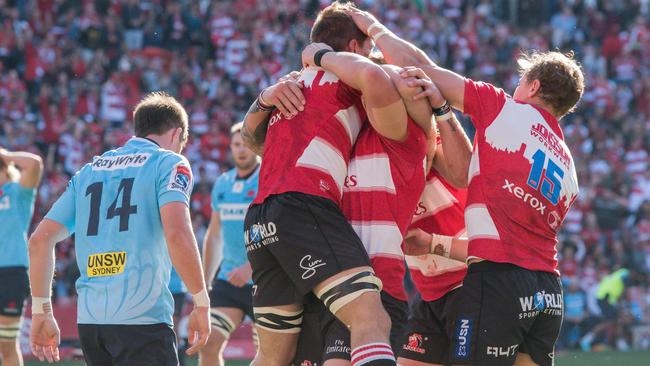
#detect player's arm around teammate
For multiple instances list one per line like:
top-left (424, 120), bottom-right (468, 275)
top-left (0, 149), bottom-right (42, 366)
top-left (241, 72), bottom-right (305, 156)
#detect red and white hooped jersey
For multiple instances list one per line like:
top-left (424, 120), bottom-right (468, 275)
top-left (406, 169), bottom-right (468, 302)
top-left (463, 79), bottom-right (579, 275)
top-left (342, 121), bottom-right (428, 301)
top-left (254, 67), bottom-right (366, 206)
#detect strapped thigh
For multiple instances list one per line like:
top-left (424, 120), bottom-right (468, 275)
top-left (253, 307), bottom-right (304, 334)
top-left (314, 270), bottom-right (383, 315)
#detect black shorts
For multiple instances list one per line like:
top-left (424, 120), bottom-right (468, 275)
top-left (244, 192), bottom-right (371, 307)
top-left (398, 289), bottom-right (460, 364)
top-left (292, 291), bottom-right (408, 364)
top-left (448, 261), bottom-right (563, 366)
top-left (78, 323), bottom-right (178, 366)
top-left (209, 279), bottom-right (254, 319)
top-left (0, 266), bottom-right (29, 317)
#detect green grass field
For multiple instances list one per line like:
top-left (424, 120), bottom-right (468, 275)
top-left (24, 350), bottom-right (650, 366)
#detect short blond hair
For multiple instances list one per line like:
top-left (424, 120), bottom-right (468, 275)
top-left (518, 51), bottom-right (585, 117)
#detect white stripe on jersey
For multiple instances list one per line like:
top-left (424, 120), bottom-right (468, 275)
top-left (335, 105), bottom-right (362, 145)
top-left (411, 177), bottom-right (458, 224)
top-left (465, 203), bottom-right (500, 240)
top-left (350, 221), bottom-right (403, 257)
top-left (468, 143), bottom-right (480, 185)
top-left (345, 154), bottom-right (396, 194)
top-left (296, 137), bottom-right (347, 194)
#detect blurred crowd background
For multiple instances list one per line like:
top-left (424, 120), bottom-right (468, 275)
top-left (1, 0), bottom-right (649, 353)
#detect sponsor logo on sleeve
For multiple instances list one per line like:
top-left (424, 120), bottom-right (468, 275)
top-left (0, 196), bottom-right (10, 210)
top-left (454, 318), bottom-right (473, 360)
top-left (92, 154), bottom-right (151, 171)
top-left (168, 163), bottom-right (192, 196)
top-left (87, 251), bottom-right (127, 277)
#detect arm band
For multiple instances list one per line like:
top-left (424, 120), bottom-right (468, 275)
top-left (429, 234), bottom-right (453, 258)
top-left (32, 297), bottom-right (52, 315)
top-left (314, 49), bottom-right (334, 67)
top-left (192, 289), bottom-right (210, 308)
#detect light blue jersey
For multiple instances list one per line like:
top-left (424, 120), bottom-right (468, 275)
top-left (212, 166), bottom-right (258, 283)
top-left (168, 267), bottom-right (186, 295)
top-left (0, 182), bottom-right (36, 268)
top-left (46, 137), bottom-right (194, 325)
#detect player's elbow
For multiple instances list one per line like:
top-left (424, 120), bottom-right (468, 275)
top-left (360, 64), bottom-right (392, 93)
top-left (28, 230), bottom-right (52, 256)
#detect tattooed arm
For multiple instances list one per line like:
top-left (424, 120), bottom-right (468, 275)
top-left (241, 72), bottom-right (305, 156)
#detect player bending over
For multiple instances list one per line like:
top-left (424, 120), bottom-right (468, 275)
top-left (0, 148), bottom-right (42, 366)
top-left (28, 92), bottom-right (210, 365)
top-left (199, 122), bottom-right (260, 366)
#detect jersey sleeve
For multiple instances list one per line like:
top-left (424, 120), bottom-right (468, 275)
top-left (463, 78), bottom-right (508, 129)
top-left (45, 177), bottom-right (77, 234)
top-left (157, 153), bottom-right (194, 208)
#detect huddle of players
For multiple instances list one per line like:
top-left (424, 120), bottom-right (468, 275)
top-left (240, 3), bottom-right (583, 366)
top-left (0, 2), bottom-right (584, 366)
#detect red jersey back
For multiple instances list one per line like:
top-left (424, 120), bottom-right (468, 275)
top-left (406, 168), bottom-right (468, 302)
top-left (342, 120), bottom-right (428, 301)
top-left (254, 67), bottom-right (366, 206)
top-left (463, 79), bottom-right (579, 275)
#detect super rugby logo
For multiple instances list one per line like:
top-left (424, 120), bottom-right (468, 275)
top-left (169, 163), bottom-right (192, 196)
top-left (502, 179), bottom-right (546, 215)
top-left (244, 222), bottom-right (279, 251)
top-left (0, 195), bottom-right (9, 210)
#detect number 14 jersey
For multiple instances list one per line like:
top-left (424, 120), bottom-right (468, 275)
top-left (46, 137), bottom-right (193, 325)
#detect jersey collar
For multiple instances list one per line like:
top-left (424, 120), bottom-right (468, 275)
top-left (129, 137), bottom-right (161, 148)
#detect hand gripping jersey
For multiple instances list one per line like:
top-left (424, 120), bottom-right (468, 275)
top-left (0, 182), bottom-right (36, 268)
top-left (46, 137), bottom-right (194, 325)
top-left (211, 166), bottom-right (259, 283)
top-left (406, 169), bottom-right (468, 302)
top-left (253, 67), bottom-right (366, 207)
top-left (342, 121), bottom-right (428, 301)
top-left (463, 79), bottom-right (579, 274)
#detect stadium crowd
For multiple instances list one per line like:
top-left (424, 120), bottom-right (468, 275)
top-left (0, 0), bottom-right (649, 352)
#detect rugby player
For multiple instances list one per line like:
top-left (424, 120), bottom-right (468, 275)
top-left (240, 3), bottom-right (411, 365)
top-left (27, 92), bottom-right (211, 365)
top-left (348, 8), bottom-right (584, 366)
top-left (0, 148), bottom-right (42, 366)
top-left (199, 122), bottom-right (259, 366)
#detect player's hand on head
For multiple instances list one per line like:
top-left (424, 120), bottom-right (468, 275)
top-left (264, 74), bottom-right (306, 119)
top-left (344, 7), bottom-right (381, 36)
top-left (278, 70), bottom-right (301, 83)
top-left (185, 305), bottom-right (211, 356)
top-left (30, 314), bottom-right (61, 363)
top-left (301, 42), bottom-right (334, 68)
top-left (227, 263), bottom-right (253, 287)
top-left (403, 228), bottom-right (432, 256)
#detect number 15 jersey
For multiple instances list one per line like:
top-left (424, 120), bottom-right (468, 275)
top-left (46, 137), bottom-right (193, 325)
top-left (463, 79), bottom-right (579, 275)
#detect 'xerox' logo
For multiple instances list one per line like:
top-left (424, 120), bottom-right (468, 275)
top-left (502, 179), bottom-right (546, 215)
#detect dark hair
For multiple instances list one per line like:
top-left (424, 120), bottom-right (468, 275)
top-left (0, 157), bottom-right (6, 172)
top-left (518, 51), bottom-right (585, 117)
top-left (133, 92), bottom-right (188, 141)
top-left (310, 1), bottom-right (368, 52)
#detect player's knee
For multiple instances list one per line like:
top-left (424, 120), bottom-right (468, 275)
top-left (209, 308), bottom-right (236, 340)
top-left (315, 269), bottom-right (383, 316)
top-left (253, 306), bottom-right (303, 334)
top-left (0, 339), bottom-right (18, 355)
